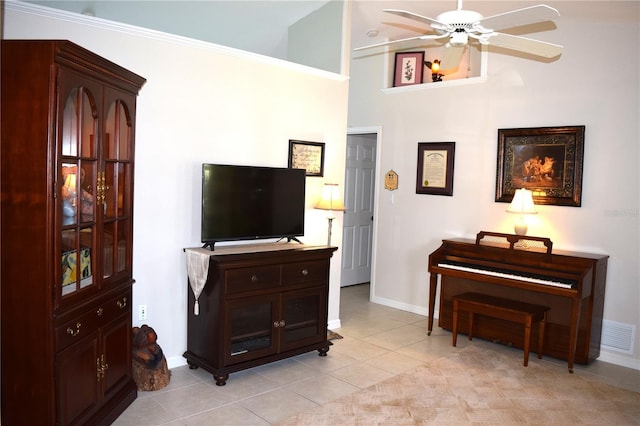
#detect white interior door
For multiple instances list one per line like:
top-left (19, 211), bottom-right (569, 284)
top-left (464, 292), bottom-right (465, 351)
top-left (341, 133), bottom-right (376, 287)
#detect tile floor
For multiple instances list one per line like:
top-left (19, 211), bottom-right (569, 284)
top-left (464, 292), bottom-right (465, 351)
top-left (114, 283), bottom-right (640, 425)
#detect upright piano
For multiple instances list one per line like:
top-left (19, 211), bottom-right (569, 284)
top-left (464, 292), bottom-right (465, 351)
top-left (428, 232), bottom-right (608, 372)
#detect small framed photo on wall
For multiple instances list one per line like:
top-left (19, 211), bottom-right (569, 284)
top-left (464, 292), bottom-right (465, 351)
top-left (288, 140), bottom-right (325, 177)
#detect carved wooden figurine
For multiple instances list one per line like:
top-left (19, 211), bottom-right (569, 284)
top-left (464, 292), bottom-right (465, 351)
top-left (132, 324), bottom-right (171, 391)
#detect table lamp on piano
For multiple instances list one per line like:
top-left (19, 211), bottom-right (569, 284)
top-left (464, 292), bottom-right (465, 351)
top-left (507, 188), bottom-right (537, 235)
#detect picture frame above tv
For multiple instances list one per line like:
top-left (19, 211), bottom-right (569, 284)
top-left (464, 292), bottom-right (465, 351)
top-left (288, 140), bottom-right (325, 177)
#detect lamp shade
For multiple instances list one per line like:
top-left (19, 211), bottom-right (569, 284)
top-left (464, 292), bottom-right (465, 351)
top-left (64, 173), bottom-right (77, 192)
top-left (507, 188), bottom-right (537, 215)
top-left (314, 183), bottom-right (345, 212)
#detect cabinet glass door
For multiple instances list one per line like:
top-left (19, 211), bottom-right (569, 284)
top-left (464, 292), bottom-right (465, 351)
top-left (59, 85), bottom-right (98, 299)
top-left (281, 287), bottom-right (326, 350)
top-left (225, 295), bottom-right (278, 364)
top-left (102, 100), bottom-right (133, 281)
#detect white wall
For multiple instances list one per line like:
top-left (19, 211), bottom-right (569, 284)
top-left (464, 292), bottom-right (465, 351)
top-left (348, 2), bottom-right (640, 369)
top-left (3, 2), bottom-right (349, 367)
top-left (288, 0), bottom-right (344, 74)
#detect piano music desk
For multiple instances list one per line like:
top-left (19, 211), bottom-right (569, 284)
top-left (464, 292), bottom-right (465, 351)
top-left (452, 292), bottom-right (549, 367)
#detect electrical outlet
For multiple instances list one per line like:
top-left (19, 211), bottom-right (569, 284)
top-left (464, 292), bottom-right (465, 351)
top-left (138, 304), bottom-right (147, 321)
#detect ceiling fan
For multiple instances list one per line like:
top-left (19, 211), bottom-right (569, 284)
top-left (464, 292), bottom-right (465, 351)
top-left (355, 0), bottom-right (563, 70)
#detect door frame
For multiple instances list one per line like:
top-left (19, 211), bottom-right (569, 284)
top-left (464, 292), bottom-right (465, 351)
top-left (344, 126), bottom-right (382, 300)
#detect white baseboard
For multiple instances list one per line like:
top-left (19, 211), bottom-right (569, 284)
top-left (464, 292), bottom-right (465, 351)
top-left (370, 294), bottom-right (430, 316)
top-left (328, 318), bottom-right (342, 330)
top-left (167, 355), bottom-right (188, 370)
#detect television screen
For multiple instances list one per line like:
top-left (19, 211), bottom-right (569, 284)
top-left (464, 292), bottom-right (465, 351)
top-left (201, 164), bottom-right (306, 249)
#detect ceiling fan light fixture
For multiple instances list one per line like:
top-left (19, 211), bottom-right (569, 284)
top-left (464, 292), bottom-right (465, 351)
top-left (355, 2), bottom-right (563, 69)
top-left (450, 31), bottom-right (469, 46)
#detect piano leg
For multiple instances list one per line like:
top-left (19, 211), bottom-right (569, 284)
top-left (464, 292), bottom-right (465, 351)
top-left (567, 298), bottom-right (581, 373)
top-left (428, 274), bottom-right (438, 336)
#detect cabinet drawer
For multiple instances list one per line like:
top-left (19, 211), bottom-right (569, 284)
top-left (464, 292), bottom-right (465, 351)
top-left (282, 260), bottom-right (328, 287)
top-left (225, 266), bottom-right (280, 294)
top-left (55, 290), bottom-right (131, 351)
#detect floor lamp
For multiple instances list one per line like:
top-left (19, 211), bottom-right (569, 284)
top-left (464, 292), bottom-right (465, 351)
top-left (314, 183), bottom-right (345, 246)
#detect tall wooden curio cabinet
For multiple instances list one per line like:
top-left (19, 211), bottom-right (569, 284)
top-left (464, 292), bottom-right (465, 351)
top-left (1, 40), bottom-right (146, 425)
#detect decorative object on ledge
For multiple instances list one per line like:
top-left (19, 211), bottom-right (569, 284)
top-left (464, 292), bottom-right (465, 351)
top-left (506, 188), bottom-right (537, 235)
top-left (393, 51), bottom-right (424, 87)
top-left (289, 140), bottom-right (325, 177)
top-left (416, 142), bottom-right (455, 196)
top-left (314, 183), bottom-right (346, 245)
top-left (495, 126), bottom-right (585, 207)
top-left (425, 59), bottom-right (443, 82)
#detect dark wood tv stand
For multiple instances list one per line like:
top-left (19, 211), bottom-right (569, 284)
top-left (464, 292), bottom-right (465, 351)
top-left (183, 243), bottom-right (337, 385)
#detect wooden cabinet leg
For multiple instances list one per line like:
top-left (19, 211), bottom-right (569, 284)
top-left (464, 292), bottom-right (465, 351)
top-left (318, 346), bottom-right (330, 357)
top-left (214, 374), bottom-right (229, 386)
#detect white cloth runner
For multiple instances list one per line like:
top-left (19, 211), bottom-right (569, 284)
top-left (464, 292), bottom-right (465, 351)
top-left (185, 248), bottom-right (212, 315)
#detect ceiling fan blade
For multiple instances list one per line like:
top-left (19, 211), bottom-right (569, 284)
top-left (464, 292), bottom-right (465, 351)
top-left (383, 9), bottom-right (444, 28)
top-left (353, 34), bottom-right (448, 51)
top-left (487, 32), bottom-right (563, 58)
top-left (439, 45), bottom-right (466, 70)
top-left (478, 4), bottom-right (560, 32)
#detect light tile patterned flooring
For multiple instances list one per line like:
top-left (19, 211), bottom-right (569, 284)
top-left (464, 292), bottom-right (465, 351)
top-left (114, 284), bottom-right (640, 425)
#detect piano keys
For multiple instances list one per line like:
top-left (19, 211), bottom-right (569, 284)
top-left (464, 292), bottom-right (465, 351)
top-left (428, 232), bottom-right (608, 372)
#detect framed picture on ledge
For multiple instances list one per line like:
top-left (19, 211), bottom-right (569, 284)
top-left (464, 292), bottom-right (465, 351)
top-left (393, 51), bottom-right (425, 87)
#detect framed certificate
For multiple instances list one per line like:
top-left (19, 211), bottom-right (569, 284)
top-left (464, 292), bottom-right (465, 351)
top-left (416, 142), bottom-right (455, 196)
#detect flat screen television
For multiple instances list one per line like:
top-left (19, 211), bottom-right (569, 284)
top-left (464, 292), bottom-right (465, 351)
top-left (201, 164), bottom-right (306, 250)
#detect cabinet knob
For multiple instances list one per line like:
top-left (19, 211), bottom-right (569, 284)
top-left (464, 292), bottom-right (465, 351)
top-left (67, 322), bottom-right (82, 337)
top-left (251, 275), bottom-right (258, 283)
top-left (273, 321), bottom-right (280, 328)
top-left (301, 269), bottom-right (309, 276)
top-left (116, 297), bottom-right (127, 309)
top-left (96, 307), bottom-right (104, 316)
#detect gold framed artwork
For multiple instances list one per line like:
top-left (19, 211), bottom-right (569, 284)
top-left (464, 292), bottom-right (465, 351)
top-left (495, 126), bottom-right (585, 207)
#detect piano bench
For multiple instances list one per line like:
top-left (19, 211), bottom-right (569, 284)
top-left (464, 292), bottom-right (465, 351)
top-left (452, 292), bottom-right (549, 367)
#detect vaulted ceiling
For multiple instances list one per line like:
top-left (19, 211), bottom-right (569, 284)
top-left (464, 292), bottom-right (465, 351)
top-left (22, 0), bottom-right (639, 64)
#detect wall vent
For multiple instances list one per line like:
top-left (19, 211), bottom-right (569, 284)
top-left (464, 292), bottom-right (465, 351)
top-left (601, 319), bottom-right (635, 354)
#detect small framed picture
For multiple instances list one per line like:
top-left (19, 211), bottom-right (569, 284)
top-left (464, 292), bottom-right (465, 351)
top-left (288, 140), bottom-right (325, 177)
top-left (393, 51), bottom-right (425, 87)
top-left (416, 142), bottom-right (455, 196)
